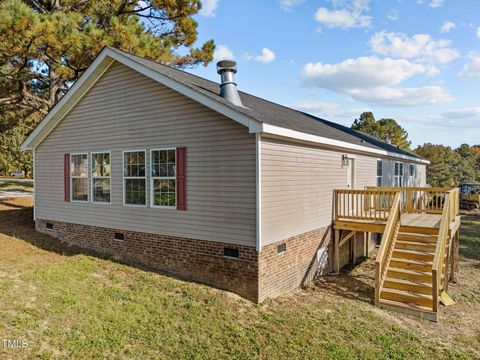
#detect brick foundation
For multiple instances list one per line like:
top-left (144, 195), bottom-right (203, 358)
top-left (36, 219), bottom-right (333, 303)
top-left (36, 219), bottom-right (259, 302)
top-left (258, 227), bottom-right (332, 302)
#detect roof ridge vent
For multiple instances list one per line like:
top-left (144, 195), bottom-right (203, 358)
top-left (217, 60), bottom-right (243, 107)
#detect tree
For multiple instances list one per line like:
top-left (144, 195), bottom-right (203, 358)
top-left (352, 112), bottom-right (411, 151)
top-left (414, 143), bottom-right (460, 187)
top-left (0, 0), bottom-right (215, 176)
top-left (456, 144), bottom-right (478, 183)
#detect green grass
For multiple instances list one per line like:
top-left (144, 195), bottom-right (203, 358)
top-left (0, 203), bottom-right (479, 359)
top-left (0, 179), bottom-right (33, 193)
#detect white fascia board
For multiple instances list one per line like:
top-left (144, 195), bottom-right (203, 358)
top-left (260, 124), bottom-right (430, 165)
top-left (21, 47), bottom-right (261, 151)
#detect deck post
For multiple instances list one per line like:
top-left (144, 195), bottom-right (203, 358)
top-left (450, 229), bottom-right (459, 283)
top-left (334, 229), bottom-right (340, 273)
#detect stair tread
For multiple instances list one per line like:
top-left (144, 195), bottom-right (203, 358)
top-left (381, 287), bottom-right (433, 300)
top-left (384, 277), bottom-right (432, 288)
top-left (388, 267), bottom-right (432, 276)
top-left (396, 240), bottom-right (436, 246)
top-left (378, 298), bottom-right (435, 313)
top-left (390, 257), bottom-right (433, 265)
top-left (393, 248), bottom-right (435, 255)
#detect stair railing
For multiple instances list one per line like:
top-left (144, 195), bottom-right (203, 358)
top-left (431, 193), bottom-right (451, 312)
top-left (375, 192), bottom-right (401, 305)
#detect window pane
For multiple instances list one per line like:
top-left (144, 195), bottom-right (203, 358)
top-left (152, 150), bottom-right (176, 178)
top-left (125, 179), bottom-right (146, 205)
top-left (152, 179), bottom-right (176, 207)
top-left (72, 178), bottom-right (88, 201)
top-left (93, 178), bottom-right (110, 203)
top-left (377, 161), bottom-right (382, 177)
top-left (124, 151), bottom-right (145, 177)
top-left (92, 153), bottom-right (110, 177)
top-left (71, 154), bottom-right (88, 177)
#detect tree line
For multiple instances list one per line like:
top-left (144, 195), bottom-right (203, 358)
top-left (353, 112), bottom-right (480, 187)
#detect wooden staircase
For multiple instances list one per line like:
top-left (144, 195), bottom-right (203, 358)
top-left (374, 190), bottom-right (458, 322)
top-left (378, 231), bottom-right (439, 321)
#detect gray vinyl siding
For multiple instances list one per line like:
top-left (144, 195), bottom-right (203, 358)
top-left (35, 62), bottom-right (256, 247)
top-left (260, 137), bottom-right (427, 246)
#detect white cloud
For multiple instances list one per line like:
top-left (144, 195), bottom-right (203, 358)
top-left (387, 9), bottom-right (399, 21)
top-left (477, 27), bottom-right (480, 39)
top-left (301, 56), bottom-right (433, 92)
top-left (213, 45), bottom-right (234, 61)
top-left (350, 86), bottom-right (454, 106)
top-left (314, 0), bottom-right (372, 29)
top-left (295, 101), bottom-right (370, 118)
top-left (440, 21), bottom-right (456, 33)
top-left (443, 107), bottom-right (480, 119)
top-left (369, 31), bottom-right (460, 64)
top-left (417, 0), bottom-right (444, 8)
top-left (278, 0), bottom-right (304, 11)
top-left (199, 0), bottom-right (219, 17)
top-left (300, 56), bottom-right (454, 106)
top-left (459, 53), bottom-right (480, 78)
top-left (243, 48), bottom-right (276, 64)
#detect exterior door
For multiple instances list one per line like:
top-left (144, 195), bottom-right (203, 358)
top-left (346, 158), bottom-right (355, 189)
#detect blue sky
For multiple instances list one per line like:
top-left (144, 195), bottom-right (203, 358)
top-left (186, 0), bottom-right (480, 148)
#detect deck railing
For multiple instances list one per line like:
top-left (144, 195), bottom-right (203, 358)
top-left (365, 187), bottom-right (455, 215)
top-left (432, 190), bottom-right (457, 312)
top-left (334, 189), bottom-right (399, 221)
top-left (374, 192), bottom-right (401, 305)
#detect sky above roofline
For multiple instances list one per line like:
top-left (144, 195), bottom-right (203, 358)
top-left (187, 0), bottom-right (480, 148)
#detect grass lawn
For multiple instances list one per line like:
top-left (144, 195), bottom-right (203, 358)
top-left (0, 198), bottom-right (479, 359)
top-left (0, 178), bottom-right (33, 193)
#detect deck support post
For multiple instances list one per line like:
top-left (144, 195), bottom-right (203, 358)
top-left (334, 229), bottom-right (340, 273)
top-left (450, 229), bottom-right (459, 283)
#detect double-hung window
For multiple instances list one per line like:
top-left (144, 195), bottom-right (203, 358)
top-left (123, 151), bottom-right (146, 206)
top-left (71, 153), bottom-right (88, 202)
top-left (92, 152), bottom-right (111, 203)
top-left (394, 162), bottom-right (404, 187)
top-left (151, 149), bottom-right (176, 208)
top-left (376, 160), bottom-right (383, 186)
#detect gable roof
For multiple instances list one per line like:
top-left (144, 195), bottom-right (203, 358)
top-left (21, 47), bottom-right (428, 164)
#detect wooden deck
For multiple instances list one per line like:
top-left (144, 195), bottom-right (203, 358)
top-left (332, 187), bottom-right (461, 321)
top-left (334, 212), bottom-right (460, 235)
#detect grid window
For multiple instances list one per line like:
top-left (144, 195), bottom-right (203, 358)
top-left (394, 162), bottom-right (404, 187)
top-left (92, 153), bottom-right (111, 203)
top-left (377, 160), bottom-right (383, 187)
top-left (151, 149), bottom-right (176, 207)
top-left (124, 151), bottom-right (146, 206)
top-left (71, 154), bottom-right (88, 202)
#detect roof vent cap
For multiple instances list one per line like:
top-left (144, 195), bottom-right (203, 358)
top-left (217, 60), bottom-right (243, 107)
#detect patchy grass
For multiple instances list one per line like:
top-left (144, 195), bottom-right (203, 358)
top-left (0, 198), bottom-right (479, 359)
top-left (0, 179), bottom-right (33, 193)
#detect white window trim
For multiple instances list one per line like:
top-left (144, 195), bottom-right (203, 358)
top-left (376, 159), bottom-right (383, 187)
top-left (70, 152), bottom-right (89, 203)
top-left (150, 148), bottom-right (177, 209)
top-left (122, 149), bottom-right (147, 207)
top-left (91, 151), bottom-right (112, 205)
top-left (394, 161), bottom-right (404, 187)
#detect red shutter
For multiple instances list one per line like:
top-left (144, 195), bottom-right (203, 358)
top-left (176, 147), bottom-right (187, 210)
top-left (64, 154), bottom-right (70, 202)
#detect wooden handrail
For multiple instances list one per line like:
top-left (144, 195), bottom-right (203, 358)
top-left (431, 194), bottom-right (451, 312)
top-left (375, 192), bottom-right (401, 305)
top-left (334, 189), bottom-right (399, 221)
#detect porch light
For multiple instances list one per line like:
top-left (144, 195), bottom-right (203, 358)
top-left (342, 155), bottom-right (349, 167)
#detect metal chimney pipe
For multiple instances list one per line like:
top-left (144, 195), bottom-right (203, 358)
top-left (216, 60), bottom-right (243, 107)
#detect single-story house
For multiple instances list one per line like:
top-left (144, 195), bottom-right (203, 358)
top-left (22, 47), bottom-right (429, 303)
